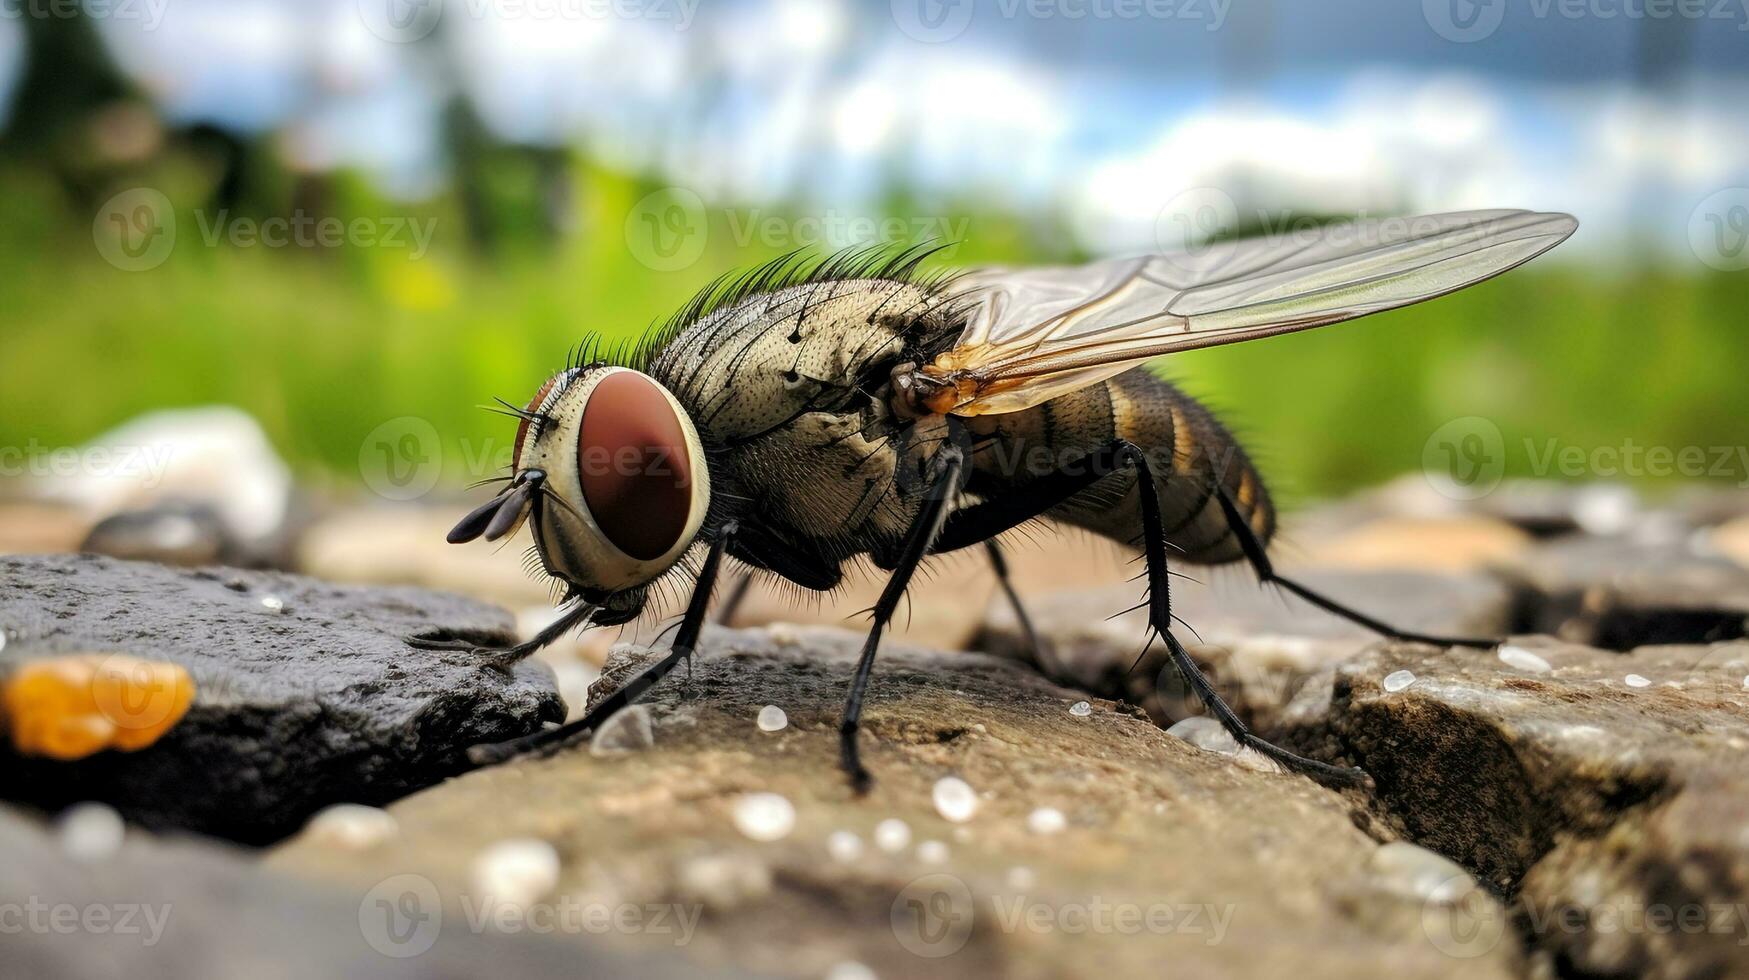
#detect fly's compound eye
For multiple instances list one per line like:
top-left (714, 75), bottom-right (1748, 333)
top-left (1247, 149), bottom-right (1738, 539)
top-left (577, 371), bottom-right (696, 561)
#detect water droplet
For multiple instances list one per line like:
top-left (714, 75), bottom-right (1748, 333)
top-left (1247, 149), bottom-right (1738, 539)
top-left (58, 802), bottom-right (124, 862)
top-left (1027, 807), bottom-right (1066, 835)
top-left (472, 838), bottom-right (561, 909)
top-left (589, 704), bottom-right (654, 756)
top-left (826, 830), bottom-right (863, 863)
top-left (1742, 675), bottom-right (1748, 690)
top-left (1069, 700), bottom-right (1092, 717)
top-left (1382, 669), bottom-right (1416, 693)
top-left (916, 840), bottom-right (949, 864)
top-left (825, 961), bottom-right (877, 980)
top-left (1498, 645), bottom-right (1551, 674)
top-left (1625, 673), bottom-right (1651, 689)
top-left (874, 818), bottom-right (910, 853)
top-left (1165, 716), bottom-right (1240, 755)
top-left (756, 705), bottom-right (788, 732)
top-left (305, 803), bottom-right (398, 850)
top-left (733, 793), bottom-right (796, 842)
top-left (260, 595), bottom-right (285, 612)
top-left (1367, 841), bottom-right (1478, 904)
top-left (1006, 866), bottom-right (1037, 890)
top-left (932, 776), bottom-right (978, 823)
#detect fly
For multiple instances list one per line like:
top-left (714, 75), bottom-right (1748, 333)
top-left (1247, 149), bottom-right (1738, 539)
top-left (409, 210), bottom-right (1579, 791)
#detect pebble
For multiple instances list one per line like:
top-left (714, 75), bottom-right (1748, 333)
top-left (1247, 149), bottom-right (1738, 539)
top-left (825, 962), bottom-right (877, 980)
top-left (472, 838), bottom-right (561, 909)
top-left (756, 705), bottom-right (788, 732)
top-left (57, 802), bottom-right (125, 862)
top-left (1006, 866), bottom-right (1037, 890)
top-left (1382, 669), bottom-right (1417, 693)
top-left (826, 830), bottom-right (863, 863)
top-left (1743, 675), bottom-right (1749, 690)
top-left (1498, 645), bottom-right (1552, 674)
top-left (1069, 700), bottom-right (1092, 717)
top-left (589, 704), bottom-right (655, 756)
top-left (677, 853), bottom-right (773, 909)
top-left (932, 776), bottom-right (978, 823)
top-left (874, 818), bottom-right (910, 853)
top-left (1624, 673), bottom-right (1651, 689)
top-left (260, 595), bottom-right (285, 613)
top-left (1027, 807), bottom-right (1066, 835)
top-left (304, 803), bottom-right (398, 850)
top-left (733, 793), bottom-right (796, 842)
top-left (1165, 716), bottom-right (1240, 755)
top-left (0, 629), bottom-right (7, 652)
top-left (916, 840), bottom-right (949, 864)
top-left (1367, 841), bottom-right (1478, 904)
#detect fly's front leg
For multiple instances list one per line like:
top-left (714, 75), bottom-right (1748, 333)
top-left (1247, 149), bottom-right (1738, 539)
top-left (465, 522), bottom-right (737, 768)
top-left (404, 601), bottom-right (596, 674)
top-left (840, 445), bottom-right (966, 794)
top-left (983, 539), bottom-right (1060, 678)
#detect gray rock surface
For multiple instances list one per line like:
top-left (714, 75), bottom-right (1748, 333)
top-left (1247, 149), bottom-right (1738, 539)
top-left (1327, 639), bottom-right (1749, 978)
top-left (0, 804), bottom-right (723, 980)
top-left (269, 626), bottom-right (1519, 980)
top-left (0, 554), bottom-right (562, 843)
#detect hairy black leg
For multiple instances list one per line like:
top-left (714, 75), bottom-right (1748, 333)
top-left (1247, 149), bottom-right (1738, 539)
top-left (404, 601), bottom-right (596, 673)
top-left (934, 442), bottom-right (1129, 554)
top-left (465, 523), bottom-right (737, 768)
top-left (1121, 446), bottom-right (1367, 786)
top-left (983, 539), bottom-right (1061, 677)
top-left (841, 446), bottom-right (966, 794)
top-left (1209, 483), bottom-right (1496, 650)
top-left (714, 571), bottom-right (754, 626)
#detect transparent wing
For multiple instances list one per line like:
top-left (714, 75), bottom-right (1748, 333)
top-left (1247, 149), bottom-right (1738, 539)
top-left (926, 210), bottom-right (1578, 416)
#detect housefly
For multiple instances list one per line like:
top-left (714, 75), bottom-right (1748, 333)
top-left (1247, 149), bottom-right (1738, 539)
top-left (414, 209), bottom-right (1578, 790)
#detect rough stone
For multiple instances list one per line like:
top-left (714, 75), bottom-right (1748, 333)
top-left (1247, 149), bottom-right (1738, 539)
top-left (269, 626), bottom-right (1517, 980)
top-left (0, 554), bottom-right (562, 843)
top-left (1326, 638), bottom-right (1749, 977)
top-left (1501, 537), bottom-right (1749, 649)
top-left (0, 804), bottom-right (716, 980)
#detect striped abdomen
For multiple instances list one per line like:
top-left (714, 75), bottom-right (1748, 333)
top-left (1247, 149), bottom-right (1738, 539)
top-left (964, 367), bottom-right (1273, 566)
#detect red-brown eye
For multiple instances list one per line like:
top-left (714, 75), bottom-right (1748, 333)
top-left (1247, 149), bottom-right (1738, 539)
top-left (577, 372), bottom-right (693, 561)
top-left (513, 375), bottom-right (562, 465)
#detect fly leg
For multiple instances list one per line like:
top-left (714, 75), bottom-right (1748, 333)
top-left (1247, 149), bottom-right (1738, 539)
top-left (713, 571), bottom-right (755, 626)
top-left (465, 522), bottom-right (737, 768)
top-left (1208, 483), bottom-right (1496, 649)
top-left (926, 439), bottom-right (1366, 787)
top-left (983, 539), bottom-right (1060, 678)
top-left (840, 445), bottom-right (965, 794)
top-left (404, 601), bottom-right (596, 674)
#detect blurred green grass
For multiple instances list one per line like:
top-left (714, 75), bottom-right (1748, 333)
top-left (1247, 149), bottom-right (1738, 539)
top-left (3, 161), bottom-right (1746, 505)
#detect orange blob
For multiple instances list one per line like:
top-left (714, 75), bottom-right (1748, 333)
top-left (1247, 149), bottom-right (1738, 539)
top-left (2, 653), bottom-right (195, 759)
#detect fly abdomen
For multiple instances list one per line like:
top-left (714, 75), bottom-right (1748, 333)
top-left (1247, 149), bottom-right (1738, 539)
top-left (967, 367), bottom-right (1273, 566)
